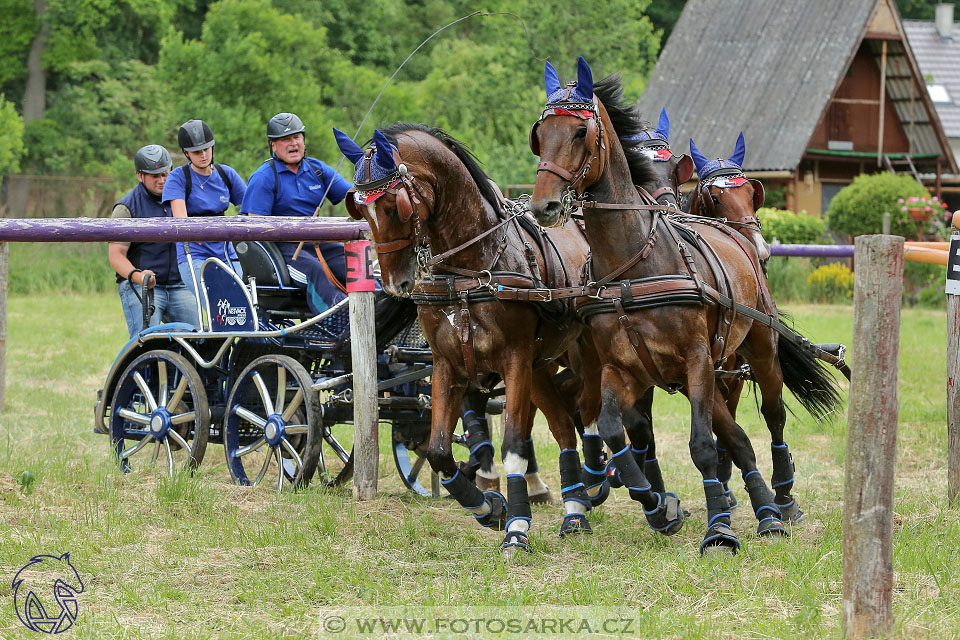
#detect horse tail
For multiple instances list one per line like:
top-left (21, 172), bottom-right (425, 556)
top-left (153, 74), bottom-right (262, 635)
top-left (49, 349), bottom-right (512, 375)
top-left (777, 331), bottom-right (844, 421)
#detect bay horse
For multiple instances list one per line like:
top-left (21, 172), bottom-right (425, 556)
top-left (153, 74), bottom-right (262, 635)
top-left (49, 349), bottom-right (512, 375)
top-left (333, 125), bottom-right (684, 553)
top-left (529, 57), bottom-right (843, 553)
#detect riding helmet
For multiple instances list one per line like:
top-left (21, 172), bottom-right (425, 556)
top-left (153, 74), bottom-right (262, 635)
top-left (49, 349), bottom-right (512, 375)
top-left (177, 119), bottom-right (215, 152)
top-left (267, 113), bottom-right (306, 140)
top-left (134, 144), bottom-right (172, 174)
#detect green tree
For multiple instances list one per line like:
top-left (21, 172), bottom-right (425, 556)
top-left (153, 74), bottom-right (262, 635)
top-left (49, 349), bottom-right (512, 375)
top-left (0, 95), bottom-right (25, 176)
top-left (826, 172), bottom-right (929, 238)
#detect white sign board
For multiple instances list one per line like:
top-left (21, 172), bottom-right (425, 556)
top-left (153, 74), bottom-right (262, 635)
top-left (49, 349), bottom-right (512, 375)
top-left (947, 234), bottom-right (960, 295)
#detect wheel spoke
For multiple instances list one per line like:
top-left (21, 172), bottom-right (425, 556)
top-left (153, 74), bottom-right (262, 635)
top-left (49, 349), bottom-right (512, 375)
top-left (280, 437), bottom-right (303, 475)
top-left (410, 454), bottom-right (427, 478)
top-left (133, 372), bottom-right (157, 412)
top-left (281, 388), bottom-right (303, 422)
top-left (120, 433), bottom-right (155, 459)
top-left (276, 449), bottom-right (284, 492)
top-left (150, 440), bottom-right (161, 465)
top-left (275, 365), bottom-right (287, 415)
top-left (116, 408), bottom-right (150, 425)
top-left (233, 437), bottom-right (265, 458)
top-left (326, 433), bottom-right (351, 463)
top-left (165, 439), bottom-right (174, 476)
top-left (168, 428), bottom-right (191, 453)
top-left (252, 371), bottom-right (275, 416)
top-left (157, 361), bottom-right (169, 408)
top-left (252, 447), bottom-right (273, 486)
top-left (170, 411), bottom-right (197, 425)
top-left (234, 405), bottom-right (266, 428)
top-left (166, 376), bottom-right (188, 412)
top-left (284, 424), bottom-right (308, 435)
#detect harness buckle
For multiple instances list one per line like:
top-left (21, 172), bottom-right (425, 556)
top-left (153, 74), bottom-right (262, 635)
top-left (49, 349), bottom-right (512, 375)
top-left (530, 289), bottom-right (553, 302)
top-left (585, 284), bottom-right (606, 301)
top-left (477, 270), bottom-right (494, 290)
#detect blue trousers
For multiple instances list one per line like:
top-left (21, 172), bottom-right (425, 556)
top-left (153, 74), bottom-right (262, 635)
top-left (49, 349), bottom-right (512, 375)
top-left (277, 242), bottom-right (347, 315)
top-left (118, 280), bottom-right (200, 338)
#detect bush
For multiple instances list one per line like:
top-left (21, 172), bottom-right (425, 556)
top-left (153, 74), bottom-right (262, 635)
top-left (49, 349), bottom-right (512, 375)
top-left (758, 208), bottom-right (828, 245)
top-left (806, 263), bottom-right (854, 303)
top-left (766, 256), bottom-right (815, 302)
top-left (826, 172), bottom-right (929, 237)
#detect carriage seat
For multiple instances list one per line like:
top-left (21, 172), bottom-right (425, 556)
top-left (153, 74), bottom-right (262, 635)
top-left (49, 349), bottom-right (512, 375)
top-left (234, 240), bottom-right (309, 315)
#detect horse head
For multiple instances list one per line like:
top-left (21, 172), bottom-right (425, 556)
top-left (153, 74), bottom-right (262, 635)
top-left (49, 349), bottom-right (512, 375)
top-left (529, 57), bottom-right (621, 227)
top-left (688, 134), bottom-right (769, 262)
top-left (334, 128), bottom-right (435, 297)
top-left (622, 108), bottom-right (693, 207)
top-left (13, 553), bottom-right (84, 633)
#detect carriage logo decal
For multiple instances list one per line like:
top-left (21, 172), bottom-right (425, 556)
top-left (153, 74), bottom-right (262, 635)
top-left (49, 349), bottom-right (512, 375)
top-left (216, 298), bottom-right (248, 326)
top-left (12, 553), bottom-right (84, 634)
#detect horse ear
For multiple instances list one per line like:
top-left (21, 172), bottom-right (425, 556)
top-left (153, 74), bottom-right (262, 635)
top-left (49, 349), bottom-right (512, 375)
top-left (750, 179), bottom-right (765, 210)
top-left (344, 189), bottom-right (364, 220)
top-left (60, 552), bottom-right (71, 561)
top-left (689, 138), bottom-right (708, 176)
top-left (529, 122), bottom-right (541, 156)
top-left (576, 56), bottom-right (594, 99)
top-left (729, 132), bottom-right (746, 167)
top-left (657, 108), bottom-right (670, 141)
top-left (373, 130), bottom-right (396, 171)
top-left (676, 154), bottom-right (694, 184)
top-left (333, 128), bottom-right (364, 165)
top-left (544, 61), bottom-right (561, 99)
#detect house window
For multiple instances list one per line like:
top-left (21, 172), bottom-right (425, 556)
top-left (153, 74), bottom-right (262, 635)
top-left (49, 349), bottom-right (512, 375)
top-left (928, 84), bottom-right (951, 103)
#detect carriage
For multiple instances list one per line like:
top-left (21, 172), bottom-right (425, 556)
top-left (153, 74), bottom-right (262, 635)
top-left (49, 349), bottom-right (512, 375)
top-left (92, 233), bottom-right (498, 494)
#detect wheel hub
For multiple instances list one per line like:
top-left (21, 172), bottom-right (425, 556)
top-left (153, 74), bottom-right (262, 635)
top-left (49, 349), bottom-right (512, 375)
top-left (149, 408), bottom-right (172, 439)
top-left (264, 415), bottom-right (285, 446)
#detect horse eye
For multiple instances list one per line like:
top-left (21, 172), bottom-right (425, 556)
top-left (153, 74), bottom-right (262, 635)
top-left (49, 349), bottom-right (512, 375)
top-left (574, 127), bottom-right (587, 140)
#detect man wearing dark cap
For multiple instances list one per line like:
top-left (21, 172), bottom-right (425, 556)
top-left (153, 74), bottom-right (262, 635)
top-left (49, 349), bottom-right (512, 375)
top-left (240, 112), bottom-right (353, 314)
top-left (109, 144), bottom-right (200, 337)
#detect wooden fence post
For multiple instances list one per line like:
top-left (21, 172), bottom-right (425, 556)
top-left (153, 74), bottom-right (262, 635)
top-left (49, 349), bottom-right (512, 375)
top-left (947, 231), bottom-right (960, 504)
top-left (345, 240), bottom-right (378, 500)
top-left (842, 234), bottom-right (904, 639)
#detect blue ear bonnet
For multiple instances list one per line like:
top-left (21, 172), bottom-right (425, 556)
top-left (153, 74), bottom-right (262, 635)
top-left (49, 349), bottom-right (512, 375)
top-left (544, 57), bottom-right (595, 105)
top-left (689, 133), bottom-right (747, 183)
top-left (333, 128), bottom-right (401, 188)
top-left (623, 108), bottom-right (670, 145)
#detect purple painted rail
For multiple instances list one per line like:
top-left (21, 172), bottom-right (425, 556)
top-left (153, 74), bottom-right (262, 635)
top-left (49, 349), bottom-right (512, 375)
top-left (0, 216), bottom-right (369, 243)
top-left (770, 244), bottom-right (854, 258)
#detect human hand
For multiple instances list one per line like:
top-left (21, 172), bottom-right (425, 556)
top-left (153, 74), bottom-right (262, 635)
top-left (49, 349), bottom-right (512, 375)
top-left (139, 270), bottom-right (157, 288)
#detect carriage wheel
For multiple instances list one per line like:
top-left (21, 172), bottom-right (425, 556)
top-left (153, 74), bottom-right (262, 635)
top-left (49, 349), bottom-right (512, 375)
top-left (317, 419), bottom-right (354, 487)
top-left (223, 355), bottom-right (322, 490)
top-left (391, 427), bottom-right (436, 497)
top-left (109, 350), bottom-right (209, 475)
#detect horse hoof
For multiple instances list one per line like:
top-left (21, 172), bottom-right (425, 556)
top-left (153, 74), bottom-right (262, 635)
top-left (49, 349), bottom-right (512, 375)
top-left (776, 498), bottom-right (804, 523)
top-left (476, 475), bottom-right (501, 492)
top-left (559, 513), bottom-right (593, 537)
top-left (644, 492), bottom-right (685, 536)
top-left (700, 523), bottom-right (741, 555)
top-left (587, 480), bottom-right (611, 507)
top-left (500, 530), bottom-right (533, 555)
top-left (474, 490), bottom-right (507, 531)
top-left (529, 490), bottom-right (555, 505)
top-left (757, 516), bottom-right (789, 538)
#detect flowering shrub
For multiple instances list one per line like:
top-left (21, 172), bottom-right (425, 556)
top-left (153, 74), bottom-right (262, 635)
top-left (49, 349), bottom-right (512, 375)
top-left (806, 263), bottom-right (854, 303)
top-left (827, 173), bottom-right (929, 237)
top-left (898, 195), bottom-right (948, 214)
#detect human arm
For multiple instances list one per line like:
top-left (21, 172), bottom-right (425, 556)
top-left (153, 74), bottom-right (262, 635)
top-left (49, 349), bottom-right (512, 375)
top-left (239, 164), bottom-right (275, 216)
top-left (108, 243), bottom-right (155, 288)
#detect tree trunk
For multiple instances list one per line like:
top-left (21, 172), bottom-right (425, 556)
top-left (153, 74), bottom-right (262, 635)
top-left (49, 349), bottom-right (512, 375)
top-left (22, 0), bottom-right (49, 122)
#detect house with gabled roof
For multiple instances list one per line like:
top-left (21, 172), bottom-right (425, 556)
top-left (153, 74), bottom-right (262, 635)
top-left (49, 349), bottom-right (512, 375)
top-left (636, 0), bottom-right (959, 215)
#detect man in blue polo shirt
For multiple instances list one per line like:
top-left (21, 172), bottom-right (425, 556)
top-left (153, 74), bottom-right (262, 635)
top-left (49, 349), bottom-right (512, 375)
top-left (240, 113), bottom-right (353, 314)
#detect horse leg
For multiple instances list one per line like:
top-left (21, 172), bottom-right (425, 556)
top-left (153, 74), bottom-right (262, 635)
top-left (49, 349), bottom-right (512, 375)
top-left (530, 367), bottom-right (593, 537)
top-left (428, 359), bottom-right (506, 531)
top-left (716, 360), bottom-right (746, 509)
top-left (624, 389), bottom-right (667, 494)
top-left (685, 357), bottom-right (741, 555)
top-left (710, 390), bottom-right (787, 540)
top-left (460, 385), bottom-right (500, 492)
top-left (499, 358), bottom-right (538, 555)
top-left (522, 407), bottom-right (556, 505)
top-left (746, 346), bottom-right (802, 523)
top-left (597, 366), bottom-right (684, 536)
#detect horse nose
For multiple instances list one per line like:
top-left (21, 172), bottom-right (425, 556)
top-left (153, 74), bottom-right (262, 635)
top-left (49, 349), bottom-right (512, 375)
top-left (531, 199), bottom-right (562, 226)
top-left (384, 279), bottom-right (413, 298)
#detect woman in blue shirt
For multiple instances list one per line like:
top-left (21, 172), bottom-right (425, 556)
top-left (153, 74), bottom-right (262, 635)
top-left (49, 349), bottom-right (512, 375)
top-left (162, 119), bottom-right (246, 297)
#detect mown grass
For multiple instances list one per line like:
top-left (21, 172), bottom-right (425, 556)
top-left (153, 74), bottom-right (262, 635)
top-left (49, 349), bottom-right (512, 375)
top-left (0, 294), bottom-right (957, 639)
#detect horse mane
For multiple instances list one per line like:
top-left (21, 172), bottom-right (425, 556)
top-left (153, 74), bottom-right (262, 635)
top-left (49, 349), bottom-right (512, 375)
top-left (376, 123), bottom-right (501, 213)
top-left (593, 74), bottom-right (657, 189)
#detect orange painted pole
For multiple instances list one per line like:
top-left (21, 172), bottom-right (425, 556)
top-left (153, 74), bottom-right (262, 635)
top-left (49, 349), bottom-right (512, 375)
top-left (904, 246), bottom-right (949, 265)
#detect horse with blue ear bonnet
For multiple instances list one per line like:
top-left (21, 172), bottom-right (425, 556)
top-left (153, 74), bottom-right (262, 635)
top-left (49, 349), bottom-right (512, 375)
top-left (620, 108), bottom-right (694, 208)
top-left (334, 123), bottom-right (610, 555)
top-left (529, 56), bottom-right (847, 553)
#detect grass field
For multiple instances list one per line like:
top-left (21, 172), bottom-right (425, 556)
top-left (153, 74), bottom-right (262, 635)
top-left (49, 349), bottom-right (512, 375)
top-left (0, 293), bottom-right (957, 639)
